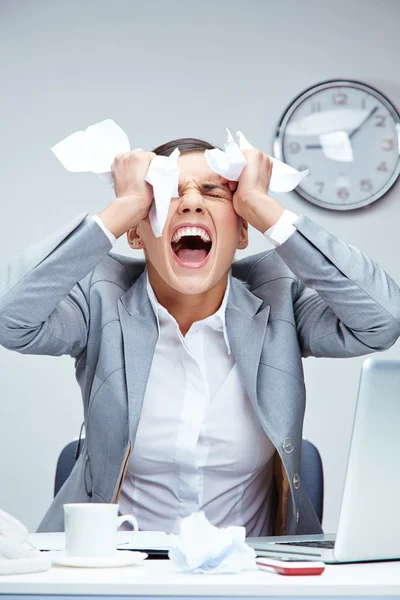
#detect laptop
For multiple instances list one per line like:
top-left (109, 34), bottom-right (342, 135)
top-left (247, 358), bottom-right (400, 564)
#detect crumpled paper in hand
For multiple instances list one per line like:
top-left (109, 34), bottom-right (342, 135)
top-left (51, 119), bottom-right (180, 237)
top-left (205, 128), bottom-right (309, 192)
top-left (51, 119), bottom-right (130, 184)
top-left (144, 148), bottom-right (180, 237)
top-left (168, 512), bottom-right (257, 574)
top-left (51, 120), bottom-right (309, 238)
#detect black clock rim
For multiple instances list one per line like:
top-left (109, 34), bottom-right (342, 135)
top-left (273, 79), bottom-right (400, 211)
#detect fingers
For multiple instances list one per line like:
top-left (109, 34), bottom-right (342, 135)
top-left (112, 149), bottom-right (155, 171)
top-left (240, 149), bottom-right (273, 179)
top-left (220, 176), bottom-right (238, 193)
top-left (228, 181), bottom-right (238, 192)
top-left (111, 148), bottom-right (156, 201)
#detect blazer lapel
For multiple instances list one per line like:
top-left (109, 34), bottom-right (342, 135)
top-left (117, 272), bottom-right (158, 437)
top-left (117, 273), bottom-right (270, 438)
top-left (226, 277), bottom-right (270, 412)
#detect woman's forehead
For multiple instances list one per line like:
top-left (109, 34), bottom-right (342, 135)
top-left (177, 152), bottom-right (221, 184)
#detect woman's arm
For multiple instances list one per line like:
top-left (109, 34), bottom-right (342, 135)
top-left (277, 216), bottom-right (400, 357)
top-left (0, 150), bottom-right (156, 357)
top-left (0, 214), bottom-right (111, 357)
top-left (232, 148), bottom-right (400, 358)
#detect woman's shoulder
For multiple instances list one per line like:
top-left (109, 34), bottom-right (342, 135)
top-left (232, 249), bottom-right (297, 288)
top-left (89, 251), bottom-right (146, 289)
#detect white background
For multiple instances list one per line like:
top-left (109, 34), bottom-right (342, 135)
top-left (0, 0), bottom-right (399, 532)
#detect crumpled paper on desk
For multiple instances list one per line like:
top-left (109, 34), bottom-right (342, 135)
top-left (51, 120), bottom-right (309, 238)
top-left (168, 512), bottom-right (257, 574)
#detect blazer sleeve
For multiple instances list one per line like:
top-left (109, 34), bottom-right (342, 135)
top-left (275, 215), bottom-right (400, 358)
top-left (0, 213), bottom-right (112, 358)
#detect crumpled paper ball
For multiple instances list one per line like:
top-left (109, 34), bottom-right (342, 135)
top-left (168, 511), bottom-right (257, 574)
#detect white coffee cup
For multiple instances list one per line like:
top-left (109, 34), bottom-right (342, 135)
top-left (64, 503), bottom-right (138, 557)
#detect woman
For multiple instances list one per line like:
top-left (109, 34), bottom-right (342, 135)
top-left (0, 138), bottom-right (399, 536)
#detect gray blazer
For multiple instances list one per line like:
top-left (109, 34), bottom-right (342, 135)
top-left (1, 213), bottom-right (399, 535)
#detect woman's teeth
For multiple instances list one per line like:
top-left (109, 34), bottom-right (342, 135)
top-left (171, 226), bottom-right (211, 244)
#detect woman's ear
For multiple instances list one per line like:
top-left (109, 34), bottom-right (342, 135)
top-left (237, 219), bottom-right (249, 250)
top-left (127, 227), bottom-right (145, 250)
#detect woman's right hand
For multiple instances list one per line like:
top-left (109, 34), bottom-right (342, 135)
top-left (96, 149), bottom-right (156, 239)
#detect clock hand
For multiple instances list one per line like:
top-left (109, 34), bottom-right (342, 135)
top-left (348, 105), bottom-right (378, 139)
top-left (305, 143), bottom-right (323, 149)
top-left (305, 106), bottom-right (379, 149)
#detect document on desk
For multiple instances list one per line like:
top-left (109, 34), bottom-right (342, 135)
top-left (28, 531), bottom-right (172, 551)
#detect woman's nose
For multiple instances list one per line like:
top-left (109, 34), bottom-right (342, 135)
top-left (177, 192), bottom-right (206, 215)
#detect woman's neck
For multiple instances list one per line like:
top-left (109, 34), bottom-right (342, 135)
top-left (147, 268), bottom-right (229, 336)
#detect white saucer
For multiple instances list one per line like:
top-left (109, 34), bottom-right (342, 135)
top-left (48, 550), bottom-right (148, 568)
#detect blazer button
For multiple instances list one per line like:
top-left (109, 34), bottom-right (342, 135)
top-left (293, 473), bottom-right (300, 489)
top-left (282, 437), bottom-right (295, 454)
top-left (84, 455), bottom-right (93, 497)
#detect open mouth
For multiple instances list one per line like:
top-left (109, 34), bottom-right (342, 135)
top-left (171, 226), bottom-right (212, 266)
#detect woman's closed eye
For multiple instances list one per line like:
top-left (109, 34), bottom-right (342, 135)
top-left (204, 192), bottom-right (231, 200)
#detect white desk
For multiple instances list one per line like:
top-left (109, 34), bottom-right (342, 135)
top-left (1, 559), bottom-right (400, 598)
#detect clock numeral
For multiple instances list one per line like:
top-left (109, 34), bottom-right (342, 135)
top-left (361, 97), bottom-right (367, 109)
top-left (382, 138), bottom-right (395, 151)
top-left (311, 102), bottom-right (321, 113)
top-left (333, 92), bottom-right (348, 105)
top-left (337, 187), bottom-right (350, 200)
top-left (315, 181), bottom-right (325, 195)
top-left (374, 114), bottom-right (387, 128)
top-left (360, 179), bottom-right (373, 193)
top-left (377, 161), bottom-right (388, 172)
top-left (288, 142), bottom-right (301, 154)
top-left (297, 165), bottom-right (310, 173)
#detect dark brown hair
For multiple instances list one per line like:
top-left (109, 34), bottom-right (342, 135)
top-left (152, 137), bottom-right (221, 157)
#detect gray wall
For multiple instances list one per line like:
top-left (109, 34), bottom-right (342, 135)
top-left (0, 0), bottom-right (399, 532)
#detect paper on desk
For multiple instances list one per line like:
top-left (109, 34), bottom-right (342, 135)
top-left (51, 119), bottom-right (180, 238)
top-left (28, 530), bottom-right (172, 552)
top-left (168, 512), bottom-right (256, 574)
top-left (205, 129), bottom-right (309, 192)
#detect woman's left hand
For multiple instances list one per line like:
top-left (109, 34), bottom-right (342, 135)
top-left (222, 149), bottom-right (285, 233)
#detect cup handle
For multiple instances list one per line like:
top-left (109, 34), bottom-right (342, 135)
top-left (117, 514), bottom-right (138, 541)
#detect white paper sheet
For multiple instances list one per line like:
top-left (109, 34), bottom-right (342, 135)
top-left (168, 512), bottom-right (256, 574)
top-left (205, 129), bottom-right (309, 192)
top-left (51, 119), bottom-right (130, 176)
top-left (145, 148), bottom-right (180, 238)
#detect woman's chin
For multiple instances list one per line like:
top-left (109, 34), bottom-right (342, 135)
top-left (167, 272), bottom-right (215, 296)
top-left (162, 264), bottom-right (217, 295)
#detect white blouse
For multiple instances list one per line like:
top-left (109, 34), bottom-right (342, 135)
top-left (118, 275), bottom-right (276, 536)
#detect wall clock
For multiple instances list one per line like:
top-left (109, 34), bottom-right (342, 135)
top-left (273, 79), bottom-right (400, 210)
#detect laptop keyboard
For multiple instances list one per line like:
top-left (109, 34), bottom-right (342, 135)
top-left (279, 540), bottom-right (335, 549)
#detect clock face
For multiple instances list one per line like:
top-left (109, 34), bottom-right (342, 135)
top-left (274, 80), bottom-right (400, 210)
